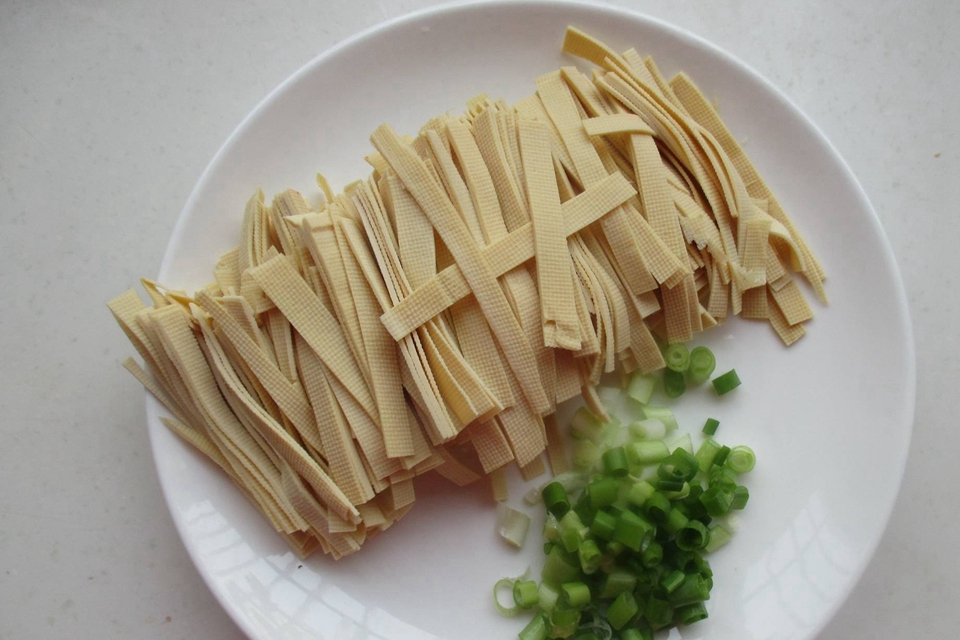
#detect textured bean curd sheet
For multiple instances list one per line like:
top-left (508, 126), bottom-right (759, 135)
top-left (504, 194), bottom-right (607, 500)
top-left (108, 27), bottom-right (825, 559)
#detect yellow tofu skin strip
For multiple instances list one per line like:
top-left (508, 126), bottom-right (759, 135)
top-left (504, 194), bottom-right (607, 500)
top-left (108, 26), bottom-right (826, 560)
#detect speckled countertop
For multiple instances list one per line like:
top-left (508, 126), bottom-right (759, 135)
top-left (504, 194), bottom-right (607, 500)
top-left (1, 1), bottom-right (956, 638)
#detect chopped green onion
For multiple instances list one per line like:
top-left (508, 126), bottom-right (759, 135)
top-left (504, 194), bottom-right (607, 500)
top-left (599, 570), bottom-right (636, 598)
top-left (602, 422), bottom-right (630, 449)
top-left (518, 613), bottom-right (549, 640)
top-left (587, 477), bottom-right (619, 510)
top-left (572, 490), bottom-right (597, 526)
top-left (626, 481), bottom-right (656, 508)
top-left (663, 368), bottom-right (686, 398)
top-left (669, 573), bottom-right (711, 605)
top-left (643, 492), bottom-right (671, 523)
top-left (730, 485), bottom-right (750, 510)
top-left (548, 606), bottom-right (581, 638)
top-left (496, 503), bottom-right (530, 548)
top-left (665, 432), bottom-right (694, 454)
top-left (601, 446), bottom-right (629, 477)
top-left (626, 440), bottom-right (669, 466)
top-left (560, 581), bottom-right (592, 608)
top-left (692, 554), bottom-right (713, 578)
top-left (641, 405), bottom-right (678, 431)
top-left (704, 524), bottom-right (732, 553)
top-left (688, 347), bottom-right (716, 385)
top-left (493, 577), bottom-right (520, 617)
top-left (571, 407), bottom-right (606, 442)
top-left (614, 510), bottom-right (653, 551)
top-left (518, 381), bottom-right (758, 637)
top-left (607, 592), bottom-right (639, 629)
top-left (513, 580), bottom-right (540, 609)
top-left (531, 472), bottom-right (589, 505)
top-left (559, 510), bottom-right (586, 552)
top-left (702, 417), bottom-right (720, 435)
top-left (664, 481), bottom-right (690, 500)
top-left (676, 601), bottom-right (709, 626)
top-left (641, 540), bottom-right (663, 568)
top-left (537, 583), bottom-right (560, 611)
top-left (542, 481), bottom-right (572, 518)
top-left (542, 546), bottom-right (581, 587)
top-left (677, 520), bottom-right (710, 551)
top-left (578, 539), bottom-right (602, 574)
top-left (572, 440), bottom-right (602, 472)
top-left (699, 486), bottom-right (733, 517)
top-left (628, 418), bottom-right (666, 440)
top-left (658, 449), bottom-right (699, 482)
top-left (694, 439), bottom-right (722, 473)
top-left (656, 479), bottom-right (684, 493)
top-left (662, 507), bottom-right (689, 534)
top-left (711, 369), bottom-right (741, 395)
top-left (627, 372), bottom-right (657, 405)
top-left (644, 596), bottom-right (674, 630)
top-left (661, 569), bottom-right (686, 593)
top-left (589, 509), bottom-right (617, 541)
top-left (713, 445), bottom-right (731, 467)
top-left (543, 513), bottom-right (560, 543)
top-left (708, 466), bottom-right (738, 492)
top-left (664, 344), bottom-right (691, 372)
top-left (725, 445), bottom-right (756, 474)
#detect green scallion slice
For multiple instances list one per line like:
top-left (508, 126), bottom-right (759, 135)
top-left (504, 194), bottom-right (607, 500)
top-left (663, 367), bottom-right (686, 398)
top-left (518, 613), bottom-right (549, 640)
top-left (688, 347), bottom-right (716, 385)
top-left (589, 509), bottom-right (617, 541)
top-left (542, 481), bottom-right (571, 519)
top-left (644, 596), bottom-right (674, 630)
top-left (670, 573), bottom-right (711, 606)
top-left (711, 369), bottom-right (741, 395)
top-left (513, 580), bottom-right (540, 609)
top-left (694, 438), bottom-right (722, 473)
top-left (560, 581), bottom-right (591, 608)
top-left (607, 591), bottom-right (639, 629)
top-left (702, 417), bottom-right (720, 435)
top-left (578, 539), bottom-right (602, 575)
top-left (614, 510), bottom-right (653, 551)
top-left (627, 372), bottom-right (657, 405)
top-left (541, 546), bottom-right (580, 587)
top-left (676, 601), bottom-right (709, 626)
top-left (704, 524), bottom-right (733, 553)
top-left (677, 520), bottom-right (710, 551)
top-left (730, 485), bottom-right (750, 510)
top-left (661, 569), bottom-right (686, 593)
top-left (641, 405), bottom-right (678, 431)
top-left (626, 440), bottom-right (670, 467)
top-left (601, 446), bottom-right (629, 477)
top-left (664, 344), bottom-right (691, 372)
top-left (600, 570), bottom-right (637, 599)
top-left (699, 486), bottom-right (733, 517)
top-left (725, 445), bottom-right (756, 474)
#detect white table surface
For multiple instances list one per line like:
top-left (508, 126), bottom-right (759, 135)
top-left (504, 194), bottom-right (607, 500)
top-left (1, 0), bottom-right (956, 638)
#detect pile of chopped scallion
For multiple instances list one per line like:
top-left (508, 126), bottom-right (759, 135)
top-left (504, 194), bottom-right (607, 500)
top-left (494, 346), bottom-right (755, 639)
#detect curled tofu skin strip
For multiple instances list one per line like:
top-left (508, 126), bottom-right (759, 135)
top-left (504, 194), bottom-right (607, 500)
top-left (109, 26), bottom-right (826, 560)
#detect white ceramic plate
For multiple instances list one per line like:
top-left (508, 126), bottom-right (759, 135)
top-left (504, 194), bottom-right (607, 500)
top-left (149, 2), bottom-right (915, 639)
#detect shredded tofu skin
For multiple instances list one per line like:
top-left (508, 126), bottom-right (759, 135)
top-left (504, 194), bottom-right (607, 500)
top-left (108, 26), bottom-right (825, 560)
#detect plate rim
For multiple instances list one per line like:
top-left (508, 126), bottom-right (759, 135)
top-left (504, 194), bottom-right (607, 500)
top-left (149, 1), bottom-right (917, 638)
